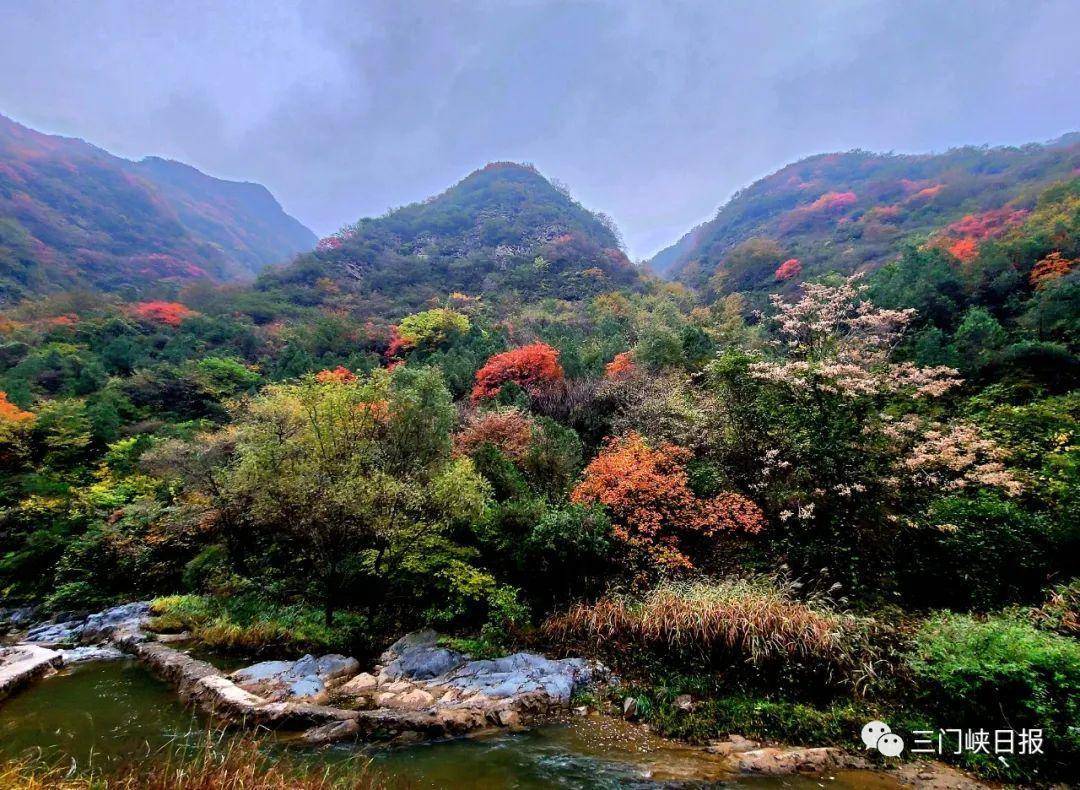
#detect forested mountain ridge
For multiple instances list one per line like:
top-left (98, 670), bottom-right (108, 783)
top-left (256, 161), bottom-right (643, 316)
top-left (0, 114), bottom-right (315, 302)
top-left (650, 135), bottom-right (1080, 294)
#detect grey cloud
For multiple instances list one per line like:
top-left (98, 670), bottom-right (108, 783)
top-left (1, 0), bottom-right (1078, 258)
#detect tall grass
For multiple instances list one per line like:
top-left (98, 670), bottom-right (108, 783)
top-left (0, 734), bottom-right (397, 790)
top-left (544, 578), bottom-right (887, 692)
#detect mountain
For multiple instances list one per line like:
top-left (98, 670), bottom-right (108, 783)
top-left (258, 162), bottom-right (642, 315)
top-left (650, 135), bottom-right (1080, 294)
top-left (0, 114), bottom-right (315, 302)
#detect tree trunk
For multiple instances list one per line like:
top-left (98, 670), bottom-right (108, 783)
top-left (324, 568), bottom-right (337, 627)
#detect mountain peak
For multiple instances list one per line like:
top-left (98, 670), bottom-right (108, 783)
top-left (259, 162), bottom-right (639, 313)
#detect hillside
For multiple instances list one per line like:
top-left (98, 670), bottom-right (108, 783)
top-left (257, 162), bottom-right (642, 315)
top-left (0, 114), bottom-right (315, 302)
top-left (651, 135), bottom-right (1080, 295)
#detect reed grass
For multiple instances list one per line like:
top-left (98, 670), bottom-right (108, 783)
top-left (544, 577), bottom-right (885, 690)
top-left (0, 733), bottom-right (397, 789)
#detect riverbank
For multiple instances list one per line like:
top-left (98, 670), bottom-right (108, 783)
top-left (0, 658), bottom-right (920, 789)
top-left (1, 602), bottom-right (995, 788)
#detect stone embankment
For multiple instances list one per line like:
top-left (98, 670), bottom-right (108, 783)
top-left (116, 627), bottom-right (602, 745)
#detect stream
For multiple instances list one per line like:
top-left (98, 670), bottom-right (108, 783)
top-left (0, 660), bottom-right (901, 788)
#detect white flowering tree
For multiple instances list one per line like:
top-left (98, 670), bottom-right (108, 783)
top-left (705, 275), bottom-right (1020, 591)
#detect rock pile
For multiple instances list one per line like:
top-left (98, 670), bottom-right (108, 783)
top-left (334, 629), bottom-right (600, 731)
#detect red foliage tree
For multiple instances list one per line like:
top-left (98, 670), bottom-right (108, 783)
top-left (947, 237), bottom-right (979, 263)
top-left (774, 258), bottom-right (802, 282)
top-left (572, 433), bottom-right (765, 570)
top-left (130, 300), bottom-right (196, 327)
top-left (471, 343), bottom-right (565, 403)
top-left (807, 191), bottom-right (857, 213)
top-left (938, 207), bottom-right (1030, 264)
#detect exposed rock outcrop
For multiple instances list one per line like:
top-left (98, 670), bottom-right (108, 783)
top-left (21, 602), bottom-right (150, 647)
top-left (0, 644), bottom-right (63, 702)
top-left (117, 628), bottom-right (602, 746)
top-left (734, 746), bottom-right (853, 775)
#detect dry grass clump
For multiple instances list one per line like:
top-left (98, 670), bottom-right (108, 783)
top-left (544, 577), bottom-right (884, 689)
top-left (0, 735), bottom-right (398, 790)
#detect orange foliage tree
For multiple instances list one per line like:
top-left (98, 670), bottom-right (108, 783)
top-left (604, 351), bottom-right (636, 381)
top-left (315, 366), bottom-right (358, 384)
top-left (471, 343), bottom-right (565, 403)
top-left (1029, 251), bottom-right (1076, 289)
top-left (0, 391), bottom-right (33, 424)
top-left (453, 408), bottom-right (535, 463)
top-left (130, 300), bottom-right (196, 327)
top-left (572, 433), bottom-right (765, 570)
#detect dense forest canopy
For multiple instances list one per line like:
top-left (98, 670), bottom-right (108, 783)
top-left (1, 126), bottom-right (1079, 782)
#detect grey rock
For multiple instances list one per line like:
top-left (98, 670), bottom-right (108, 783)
top-left (380, 629), bottom-right (440, 663)
top-left (23, 601), bottom-right (151, 647)
top-left (303, 717), bottom-right (359, 745)
top-left (77, 602), bottom-right (150, 642)
top-left (230, 653), bottom-right (360, 702)
top-left (383, 646), bottom-right (466, 681)
top-left (24, 620), bottom-right (82, 646)
top-left (59, 645), bottom-right (126, 663)
top-left (0, 607), bottom-right (37, 629)
top-left (438, 652), bottom-right (596, 704)
top-left (232, 660), bottom-right (295, 684)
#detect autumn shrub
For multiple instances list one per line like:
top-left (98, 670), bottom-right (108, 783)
top-left (907, 612), bottom-right (1080, 781)
top-left (453, 408), bottom-right (534, 462)
top-left (1028, 578), bottom-right (1080, 637)
top-left (544, 578), bottom-right (887, 694)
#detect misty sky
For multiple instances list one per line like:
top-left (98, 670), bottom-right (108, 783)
top-left (2, 1), bottom-right (1079, 259)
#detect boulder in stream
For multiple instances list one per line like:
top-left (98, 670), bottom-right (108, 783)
top-left (230, 654), bottom-right (360, 702)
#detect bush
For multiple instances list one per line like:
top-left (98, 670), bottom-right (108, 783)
top-left (907, 612), bottom-right (1080, 781)
top-left (1029, 578), bottom-right (1080, 636)
top-left (904, 492), bottom-right (1060, 609)
top-left (613, 679), bottom-right (875, 745)
top-left (149, 594), bottom-right (371, 658)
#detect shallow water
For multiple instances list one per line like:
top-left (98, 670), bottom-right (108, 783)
top-left (0, 660), bottom-right (899, 788)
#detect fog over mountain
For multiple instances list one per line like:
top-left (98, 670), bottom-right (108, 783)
top-left (2, 0), bottom-right (1078, 259)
